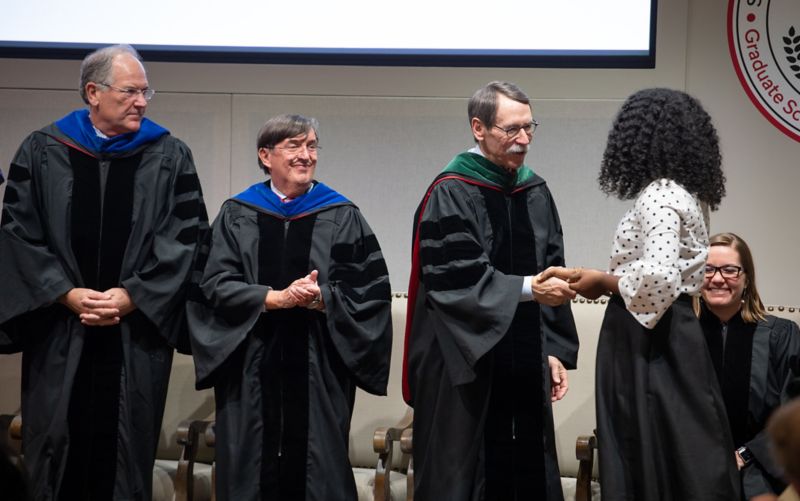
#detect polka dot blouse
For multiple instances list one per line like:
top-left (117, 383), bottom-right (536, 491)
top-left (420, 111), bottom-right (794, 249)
top-left (608, 179), bottom-right (709, 329)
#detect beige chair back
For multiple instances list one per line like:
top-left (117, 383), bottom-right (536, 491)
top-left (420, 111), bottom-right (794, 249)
top-left (157, 353), bottom-right (215, 462)
top-left (349, 293), bottom-right (412, 468)
top-left (552, 299), bottom-right (606, 478)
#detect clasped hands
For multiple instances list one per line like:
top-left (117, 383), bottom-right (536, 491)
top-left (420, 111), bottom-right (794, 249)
top-left (535, 266), bottom-right (610, 301)
top-left (59, 287), bottom-right (136, 326)
top-left (265, 270), bottom-right (324, 311)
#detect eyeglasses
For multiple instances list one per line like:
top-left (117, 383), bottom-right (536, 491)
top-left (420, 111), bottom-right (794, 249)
top-left (270, 143), bottom-right (321, 155)
top-left (492, 120), bottom-right (539, 138)
top-left (704, 265), bottom-right (743, 279)
top-left (97, 82), bottom-right (155, 101)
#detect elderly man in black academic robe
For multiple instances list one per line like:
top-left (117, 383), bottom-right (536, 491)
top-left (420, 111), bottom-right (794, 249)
top-left (403, 81), bottom-right (579, 501)
top-left (0, 45), bottom-right (207, 500)
top-left (187, 114), bottom-right (392, 501)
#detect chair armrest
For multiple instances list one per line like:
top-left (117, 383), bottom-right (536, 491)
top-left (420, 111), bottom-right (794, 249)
top-left (0, 414), bottom-right (23, 469)
top-left (373, 408), bottom-right (413, 501)
top-left (204, 421), bottom-right (216, 448)
top-left (575, 432), bottom-right (598, 501)
top-left (373, 408), bottom-right (413, 453)
top-left (400, 427), bottom-right (412, 455)
top-left (0, 414), bottom-right (22, 446)
top-left (203, 421), bottom-right (216, 501)
top-left (8, 415), bottom-right (22, 442)
top-left (1, 414), bottom-right (22, 455)
top-left (175, 419), bottom-right (214, 501)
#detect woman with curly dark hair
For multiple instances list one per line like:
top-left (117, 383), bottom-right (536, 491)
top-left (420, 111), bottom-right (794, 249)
top-left (543, 88), bottom-right (740, 499)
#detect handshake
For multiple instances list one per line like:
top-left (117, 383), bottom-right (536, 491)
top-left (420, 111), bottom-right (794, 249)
top-left (532, 266), bottom-right (614, 306)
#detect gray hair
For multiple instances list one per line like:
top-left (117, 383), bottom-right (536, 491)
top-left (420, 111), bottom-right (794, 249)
top-left (256, 114), bottom-right (320, 173)
top-left (79, 44), bottom-right (144, 104)
top-left (468, 81), bottom-right (531, 142)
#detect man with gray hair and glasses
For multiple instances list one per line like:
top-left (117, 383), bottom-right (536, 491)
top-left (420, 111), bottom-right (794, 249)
top-left (187, 113), bottom-right (392, 500)
top-left (403, 81), bottom-right (578, 500)
top-left (0, 44), bottom-right (207, 500)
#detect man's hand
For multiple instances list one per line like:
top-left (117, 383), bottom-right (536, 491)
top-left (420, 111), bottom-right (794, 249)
top-left (265, 288), bottom-right (297, 310)
top-left (286, 270), bottom-right (322, 309)
top-left (532, 270), bottom-right (576, 306)
top-left (749, 495), bottom-right (777, 501)
top-left (539, 266), bottom-right (614, 300)
top-left (265, 270), bottom-right (324, 310)
top-left (538, 266), bottom-right (581, 283)
top-left (302, 270), bottom-right (324, 311)
top-left (549, 356), bottom-right (569, 402)
top-left (735, 450), bottom-right (745, 470)
top-left (103, 288), bottom-right (136, 316)
top-left (59, 287), bottom-right (136, 326)
top-left (59, 288), bottom-right (104, 315)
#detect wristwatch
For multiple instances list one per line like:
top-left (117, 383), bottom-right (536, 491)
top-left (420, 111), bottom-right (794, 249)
top-left (736, 446), bottom-right (754, 466)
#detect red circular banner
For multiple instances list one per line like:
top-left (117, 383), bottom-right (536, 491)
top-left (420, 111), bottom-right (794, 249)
top-left (728, 0), bottom-right (800, 142)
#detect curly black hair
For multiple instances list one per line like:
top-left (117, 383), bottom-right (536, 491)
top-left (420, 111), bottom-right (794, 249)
top-left (598, 88), bottom-right (725, 210)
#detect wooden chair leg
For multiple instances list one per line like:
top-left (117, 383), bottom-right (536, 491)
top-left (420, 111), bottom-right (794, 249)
top-left (210, 462), bottom-right (216, 501)
top-left (372, 409), bottom-right (413, 501)
top-left (205, 422), bottom-right (216, 501)
top-left (575, 431), bottom-right (597, 501)
top-left (373, 427), bottom-right (396, 501)
top-left (175, 421), bottom-right (196, 501)
top-left (175, 420), bottom-right (213, 501)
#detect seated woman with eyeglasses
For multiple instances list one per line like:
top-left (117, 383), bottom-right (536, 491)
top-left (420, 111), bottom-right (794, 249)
top-left (696, 232), bottom-right (800, 501)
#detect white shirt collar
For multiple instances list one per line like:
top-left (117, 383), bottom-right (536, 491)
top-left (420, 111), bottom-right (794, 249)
top-left (270, 181), bottom-right (314, 200)
top-left (93, 125), bottom-right (109, 139)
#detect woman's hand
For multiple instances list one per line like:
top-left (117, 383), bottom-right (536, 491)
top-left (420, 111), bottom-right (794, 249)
top-left (567, 268), bottom-right (613, 300)
top-left (538, 266), bottom-right (617, 300)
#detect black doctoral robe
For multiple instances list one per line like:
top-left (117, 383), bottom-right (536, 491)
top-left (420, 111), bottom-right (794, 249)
top-left (0, 120), bottom-right (207, 500)
top-left (187, 180), bottom-right (392, 501)
top-left (700, 307), bottom-right (800, 499)
top-left (403, 153), bottom-right (579, 501)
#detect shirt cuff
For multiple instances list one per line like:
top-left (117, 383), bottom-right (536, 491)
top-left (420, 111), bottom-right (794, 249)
top-left (520, 276), bottom-right (534, 302)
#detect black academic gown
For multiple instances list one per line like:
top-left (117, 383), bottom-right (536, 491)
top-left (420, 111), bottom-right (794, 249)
top-left (0, 124), bottom-right (207, 500)
top-left (187, 187), bottom-right (392, 501)
top-left (596, 295), bottom-right (741, 501)
top-left (404, 169), bottom-right (579, 501)
top-left (700, 308), bottom-right (800, 498)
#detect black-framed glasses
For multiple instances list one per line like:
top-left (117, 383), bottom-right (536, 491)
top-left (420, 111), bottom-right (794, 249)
top-left (98, 82), bottom-right (155, 101)
top-left (492, 119), bottom-right (539, 138)
top-left (704, 265), bottom-right (743, 279)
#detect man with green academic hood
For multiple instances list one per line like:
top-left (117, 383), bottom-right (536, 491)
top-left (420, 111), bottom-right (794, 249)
top-left (403, 81), bottom-right (579, 501)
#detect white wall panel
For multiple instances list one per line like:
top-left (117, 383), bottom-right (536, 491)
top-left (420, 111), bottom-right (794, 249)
top-left (145, 92), bottom-right (232, 220)
top-left (0, 89), bottom-right (82, 207)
